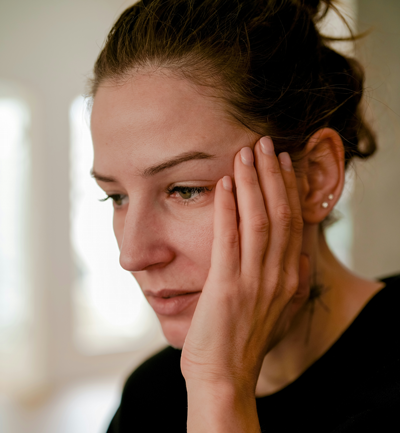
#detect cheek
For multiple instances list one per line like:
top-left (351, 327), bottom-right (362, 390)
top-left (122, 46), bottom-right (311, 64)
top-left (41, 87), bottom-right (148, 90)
top-left (112, 203), bottom-right (215, 278)
top-left (172, 209), bottom-right (214, 271)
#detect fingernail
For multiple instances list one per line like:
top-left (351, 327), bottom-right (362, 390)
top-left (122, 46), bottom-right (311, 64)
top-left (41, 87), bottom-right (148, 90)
top-left (240, 147), bottom-right (254, 166)
top-left (260, 136), bottom-right (274, 155)
top-left (222, 175), bottom-right (232, 191)
top-left (278, 152), bottom-right (292, 172)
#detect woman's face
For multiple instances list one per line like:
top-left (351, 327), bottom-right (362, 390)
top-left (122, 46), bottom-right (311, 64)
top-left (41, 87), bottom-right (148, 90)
top-left (91, 73), bottom-right (259, 348)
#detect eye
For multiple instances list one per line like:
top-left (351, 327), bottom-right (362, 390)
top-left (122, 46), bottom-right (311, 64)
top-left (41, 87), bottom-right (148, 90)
top-left (167, 186), bottom-right (212, 204)
top-left (99, 194), bottom-right (127, 207)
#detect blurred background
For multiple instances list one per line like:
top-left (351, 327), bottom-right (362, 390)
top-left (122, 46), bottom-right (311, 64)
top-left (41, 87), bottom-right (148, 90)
top-left (0, 0), bottom-right (399, 432)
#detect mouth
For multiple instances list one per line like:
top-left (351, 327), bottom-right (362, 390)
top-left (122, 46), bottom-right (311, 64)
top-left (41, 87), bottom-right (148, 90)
top-left (145, 289), bottom-right (202, 316)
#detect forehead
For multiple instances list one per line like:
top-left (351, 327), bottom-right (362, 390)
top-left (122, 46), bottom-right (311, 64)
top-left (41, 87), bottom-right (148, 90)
top-left (90, 72), bottom-right (251, 169)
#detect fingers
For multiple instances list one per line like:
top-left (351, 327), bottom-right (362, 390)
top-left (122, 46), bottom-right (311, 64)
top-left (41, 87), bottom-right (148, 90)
top-left (211, 176), bottom-right (240, 279)
top-left (253, 137), bottom-right (291, 270)
top-left (217, 137), bottom-right (303, 295)
top-left (277, 152), bottom-right (304, 278)
top-left (234, 147), bottom-right (269, 273)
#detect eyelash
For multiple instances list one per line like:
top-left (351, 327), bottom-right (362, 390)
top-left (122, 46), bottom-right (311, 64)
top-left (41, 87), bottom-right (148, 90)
top-left (166, 185), bottom-right (212, 205)
top-left (99, 186), bottom-right (212, 207)
top-left (99, 194), bottom-right (126, 207)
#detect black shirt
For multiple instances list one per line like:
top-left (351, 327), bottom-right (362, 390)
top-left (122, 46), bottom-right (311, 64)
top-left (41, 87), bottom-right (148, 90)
top-left (106, 274), bottom-right (400, 432)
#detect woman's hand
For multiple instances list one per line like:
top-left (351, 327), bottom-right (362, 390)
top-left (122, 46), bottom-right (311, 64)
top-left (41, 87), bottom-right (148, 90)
top-left (181, 137), bottom-right (310, 432)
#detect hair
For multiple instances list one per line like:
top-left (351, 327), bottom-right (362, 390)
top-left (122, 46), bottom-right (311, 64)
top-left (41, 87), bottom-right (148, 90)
top-left (89, 0), bottom-right (377, 171)
top-left (89, 0), bottom-right (377, 305)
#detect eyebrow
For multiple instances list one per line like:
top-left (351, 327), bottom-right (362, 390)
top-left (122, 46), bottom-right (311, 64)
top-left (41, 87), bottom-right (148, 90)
top-left (91, 151), bottom-right (216, 182)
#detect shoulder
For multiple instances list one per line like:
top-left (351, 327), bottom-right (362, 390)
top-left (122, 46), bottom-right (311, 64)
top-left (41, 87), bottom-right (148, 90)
top-left (375, 272), bottom-right (400, 299)
top-left (293, 274), bottom-right (400, 432)
top-left (342, 274), bottom-right (400, 409)
top-left (359, 273), bottom-right (400, 330)
top-left (345, 273), bottom-right (400, 358)
top-left (106, 346), bottom-right (187, 433)
top-left (122, 345), bottom-right (184, 400)
top-left (377, 273), bottom-right (400, 292)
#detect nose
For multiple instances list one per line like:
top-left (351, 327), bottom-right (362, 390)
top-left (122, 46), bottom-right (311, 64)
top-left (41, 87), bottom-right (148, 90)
top-left (119, 202), bottom-right (175, 273)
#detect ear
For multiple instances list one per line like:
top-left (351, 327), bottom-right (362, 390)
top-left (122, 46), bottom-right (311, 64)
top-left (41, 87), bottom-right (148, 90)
top-left (298, 128), bottom-right (345, 224)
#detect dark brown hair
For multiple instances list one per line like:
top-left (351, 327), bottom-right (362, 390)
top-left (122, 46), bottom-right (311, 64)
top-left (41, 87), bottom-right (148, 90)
top-left (90, 0), bottom-right (376, 169)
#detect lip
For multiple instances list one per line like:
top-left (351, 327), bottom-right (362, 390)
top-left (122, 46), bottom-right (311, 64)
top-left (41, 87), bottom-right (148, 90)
top-left (145, 289), bottom-right (202, 316)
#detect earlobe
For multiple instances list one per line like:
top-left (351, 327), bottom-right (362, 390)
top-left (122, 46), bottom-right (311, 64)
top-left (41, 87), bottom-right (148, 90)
top-left (299, 128), bottom-right (345, 225)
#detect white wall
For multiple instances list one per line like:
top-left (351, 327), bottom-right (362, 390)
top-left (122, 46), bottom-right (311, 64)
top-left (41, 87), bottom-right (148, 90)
top-left (352, 0), bottom-right (400, 278)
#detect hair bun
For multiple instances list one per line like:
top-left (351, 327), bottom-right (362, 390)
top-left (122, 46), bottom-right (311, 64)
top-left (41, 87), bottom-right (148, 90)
top-left (296, 0), bottom-right (333, 20)
top-left (303, 0), bottom-right (320, 15)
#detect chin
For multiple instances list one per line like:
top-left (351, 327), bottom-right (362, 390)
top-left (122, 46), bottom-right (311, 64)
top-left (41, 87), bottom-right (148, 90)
top-left (158, 315), bottom-right (192, 349)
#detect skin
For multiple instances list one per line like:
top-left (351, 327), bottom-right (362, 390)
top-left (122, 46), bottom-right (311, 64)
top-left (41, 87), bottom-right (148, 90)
top-left (91, 71), bottom-right (385, 432)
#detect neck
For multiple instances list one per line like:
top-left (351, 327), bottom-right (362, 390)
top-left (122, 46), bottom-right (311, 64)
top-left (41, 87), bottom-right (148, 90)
top-left (255, 223), bottom-right (384, 397)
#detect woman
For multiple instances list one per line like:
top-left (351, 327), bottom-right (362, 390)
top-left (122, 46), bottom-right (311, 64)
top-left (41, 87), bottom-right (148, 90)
top-left (88, 0), bottom-right (400, 431)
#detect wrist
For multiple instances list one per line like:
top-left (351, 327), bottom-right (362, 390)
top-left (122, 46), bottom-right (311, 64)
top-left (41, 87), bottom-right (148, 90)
top-left (186, 378), bottom-right (255, 400)
top-left (186, 380), bottom-right (260, 433)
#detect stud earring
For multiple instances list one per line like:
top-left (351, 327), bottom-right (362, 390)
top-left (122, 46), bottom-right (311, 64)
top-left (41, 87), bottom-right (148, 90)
top-left (322, 202), bottom-right (329, 208)
top-left (328, 194), bottom-right (334, 200)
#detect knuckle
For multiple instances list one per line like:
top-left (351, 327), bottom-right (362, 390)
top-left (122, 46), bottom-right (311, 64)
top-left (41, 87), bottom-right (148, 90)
top-left (283, 269), bottom-right (301, 294)
top-left (291, 214), bottom-right (304, 235)
top-left (221, 201), bottom-right (237, 213)
top-left (267, 164), bottom-right (282, 176)
top-left (249, 213), bottom-right (269, 234)
top-left (287, 275), bottom-right (299, 294)
top-left (279, 277), bottom-right (298, 300)
top-left (275, 204), bottom-right (292, 229)
top-left (240, 173), bottom-right (259, 187)
top-left (220, 229), bottom-right (239, 248)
